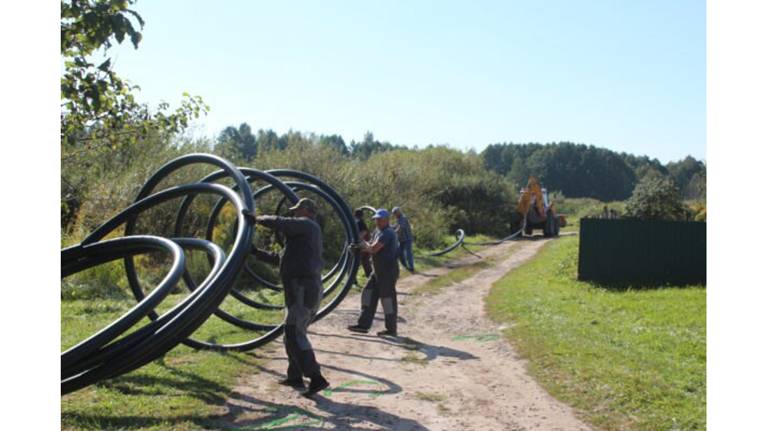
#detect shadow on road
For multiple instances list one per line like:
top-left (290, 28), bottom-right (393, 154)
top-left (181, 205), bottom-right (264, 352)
top-left (217, 363), bottom-right (428, 430)
top-left (311, 332), bottom-right (479, 362)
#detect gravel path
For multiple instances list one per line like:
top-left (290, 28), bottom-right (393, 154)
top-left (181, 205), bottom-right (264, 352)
top-left (218, 238), bottom-right (591, 430)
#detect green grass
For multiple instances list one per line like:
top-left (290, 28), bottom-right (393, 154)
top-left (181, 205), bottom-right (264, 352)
top-left (61, 292), bottom-right (285, 431)
top-left (486, 236), bottom-right (705, 431)
top-left (61, 348), bottom-right (255, 431)
top-left (410, 233), bottom-right (494, 270)
top-left (557, 198), bottom-right (626, 232)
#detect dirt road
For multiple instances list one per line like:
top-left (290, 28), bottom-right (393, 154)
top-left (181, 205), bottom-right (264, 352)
top-left (219, 238), bottom-right (591, 430)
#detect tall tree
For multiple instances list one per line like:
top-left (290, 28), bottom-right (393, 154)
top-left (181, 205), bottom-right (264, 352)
top-left (666, 156), bottom-right (706, 200)
top-left (319, 134), bottom-right (349, 155)
top-left (349, 131), bottom-right (409, 160)
top-left (482, 142), bottom-right (636, 201)
top-left (61, 0), bottom-right (207, 148)
top-left (215, 123), bottom-right (258, 162)
top-left (61, 0), bottom-right (208, 226)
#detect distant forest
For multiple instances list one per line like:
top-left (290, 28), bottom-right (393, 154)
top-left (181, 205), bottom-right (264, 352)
top-left (482, 142), bottom-right (705, 201)
top-left (215, 123), bottom-right (706, 202)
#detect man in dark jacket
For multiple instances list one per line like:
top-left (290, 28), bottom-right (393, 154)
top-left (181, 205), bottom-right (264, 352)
top-left (252, 198), bottom-right (330, 397)
top-left (392, 206), bottom-right (414, 272)
top-left (348, 208), bottom-right (400, 336)
top-left (354, 208), bottom-right (373, 277)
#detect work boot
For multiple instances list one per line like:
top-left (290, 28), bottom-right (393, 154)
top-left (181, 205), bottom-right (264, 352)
top-left (278, 378), bottom-right (306, 389)
top-left (347, 325), bottom-right (369, 334)
top-left (377, 329), bottom-right (397, 337)
top-left (302, 375), bottom-right (330, 398)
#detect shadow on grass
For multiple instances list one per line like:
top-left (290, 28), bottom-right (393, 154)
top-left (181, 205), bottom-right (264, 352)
top-left (64, 354), bottom-right (270, 430)
top-left (61, 412), bottom-right (223, 431)
top-left (65, 365), bottom-right (232, 430)
top-left (92, 363), bottom-right (230, 405)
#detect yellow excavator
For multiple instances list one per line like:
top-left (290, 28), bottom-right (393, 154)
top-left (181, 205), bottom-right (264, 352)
top-left (510, 176), bottom-right (566, 238)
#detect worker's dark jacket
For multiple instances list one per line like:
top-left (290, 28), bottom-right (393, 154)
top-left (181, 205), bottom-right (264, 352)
top-left (253, 215), bottom-right (324, 281)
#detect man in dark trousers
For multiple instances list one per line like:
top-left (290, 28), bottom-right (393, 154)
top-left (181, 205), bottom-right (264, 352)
top-left (392, 206), bottom-right (414, 272)
top-left (354, 208), bottom-right (373, 278)
top-left (252, 197), bottom-right (330, 397)
top-left (348, 208), bottom-right (400, 336)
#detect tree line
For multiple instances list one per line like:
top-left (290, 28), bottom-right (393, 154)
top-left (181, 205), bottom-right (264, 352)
top-left (216, 126), bottom-right (706, 203)
top-left (215, 124), bottom-right (410, 163)
top-left (60, 1), bottom-right (705, 246)
top-left (482, 142), bottom-right (705, 202)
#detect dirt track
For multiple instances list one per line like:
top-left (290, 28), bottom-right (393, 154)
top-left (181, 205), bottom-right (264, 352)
top-left (219, 238), bottom-right (591, 430)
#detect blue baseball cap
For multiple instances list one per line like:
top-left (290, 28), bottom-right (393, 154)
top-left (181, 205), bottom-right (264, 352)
top-left (372, 208), bottom-right (390, 219)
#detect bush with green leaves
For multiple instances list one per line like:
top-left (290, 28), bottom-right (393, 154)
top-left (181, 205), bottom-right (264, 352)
top-left (245, 143), bottom-right (511, 248)
top-left (625, 175), bottom-right (689, 221)
top-left (61, 0), bottom-right (208, 227)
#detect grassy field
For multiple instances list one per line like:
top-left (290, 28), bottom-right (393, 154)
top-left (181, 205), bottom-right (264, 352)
top-left (61, 291), bottom-right (285, 431)
top-left (61, 234), bottom-right (494, 430)
top-left (486, 236), bottom-right (705, 430)
top-left (412, 233), bottom-right (496, 268)
top-left (557, 197), bottom-right (626, 232)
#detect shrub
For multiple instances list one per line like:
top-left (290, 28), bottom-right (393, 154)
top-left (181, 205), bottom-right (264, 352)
top-left (625, 176), bottom-right (688, 221)
top-left (61, 260), bottom-right (129, 300)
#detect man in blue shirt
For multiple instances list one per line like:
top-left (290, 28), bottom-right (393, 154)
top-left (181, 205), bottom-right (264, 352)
top-left (348, 208), bottom-right (400, 336)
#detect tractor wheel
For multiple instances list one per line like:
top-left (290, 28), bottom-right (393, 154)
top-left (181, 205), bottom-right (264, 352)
top-left (554, 216), bottom-right (560, 236)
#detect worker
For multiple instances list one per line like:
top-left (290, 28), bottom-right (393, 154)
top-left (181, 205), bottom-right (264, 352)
top-left (392, 206), bottom-right (414, 272)
top-left (251, 197), bottom-right (330, 397)
top-left (354, 208), bottom-right (373, 278)
top-left (348, 208), bottom-right (400, 336)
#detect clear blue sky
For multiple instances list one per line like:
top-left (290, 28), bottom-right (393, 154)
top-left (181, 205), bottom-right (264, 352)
top-left (105, 0), bottom-right (705, 162)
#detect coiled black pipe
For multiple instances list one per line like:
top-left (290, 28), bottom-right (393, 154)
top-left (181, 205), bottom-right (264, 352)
top-left (428, 229), bottom-right (466, 257)
top-left (61, 153), bottom-right (359, 394)
top-left (463, 217), bottom-right (527, 246)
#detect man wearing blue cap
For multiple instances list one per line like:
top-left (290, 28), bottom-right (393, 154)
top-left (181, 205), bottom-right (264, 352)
top-left (348, 208), bottom-right (400, 336)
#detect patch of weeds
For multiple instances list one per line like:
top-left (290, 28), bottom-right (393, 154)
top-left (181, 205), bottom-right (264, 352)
top-left (401, 352), bottom-right (429, 366)
top-left (415, 391), bottom-right (447, 402)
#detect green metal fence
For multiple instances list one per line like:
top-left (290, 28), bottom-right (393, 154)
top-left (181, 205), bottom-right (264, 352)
top-left (577, 218), bottom-right (706, 285)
